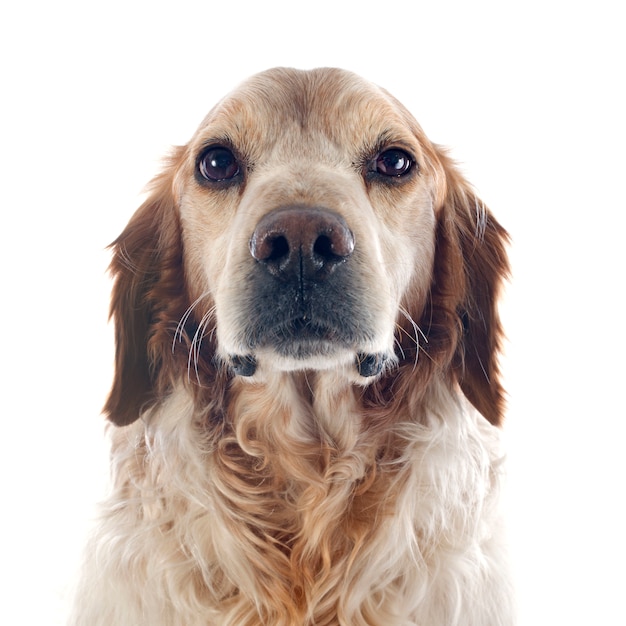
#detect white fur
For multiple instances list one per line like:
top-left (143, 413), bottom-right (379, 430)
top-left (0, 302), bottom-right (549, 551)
top-left (70, 377), bottom-right (513, 625)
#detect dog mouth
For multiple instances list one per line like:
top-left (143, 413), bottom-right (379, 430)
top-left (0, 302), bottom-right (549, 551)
top-left (229, 316), bottom-right (387, 378)
top-left (259, 316), bottom-right (348, 354)
top-left (230, 350), bottom-right (387, 378)
top-left (245, 314), bottom-right (356, 364)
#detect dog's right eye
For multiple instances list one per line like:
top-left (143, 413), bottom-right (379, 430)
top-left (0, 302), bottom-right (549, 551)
top-left (197, 146), bottom-right (240, 182)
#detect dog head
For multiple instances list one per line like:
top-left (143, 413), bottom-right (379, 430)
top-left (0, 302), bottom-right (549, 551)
top-left (105, 68), bottom-right (509, 427)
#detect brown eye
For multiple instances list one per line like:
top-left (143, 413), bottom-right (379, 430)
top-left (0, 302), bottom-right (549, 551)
top-left (374, 149), bottom-right (414, 177)
top-left (198, 146), bottom-right (240, 182)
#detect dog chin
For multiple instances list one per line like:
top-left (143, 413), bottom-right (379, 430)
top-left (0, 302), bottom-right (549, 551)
top-left (228, 347), bottom-right (391, 382)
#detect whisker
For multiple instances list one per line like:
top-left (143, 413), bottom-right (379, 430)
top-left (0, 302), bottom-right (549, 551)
top-left (393, 335), bottom-right (406, 361)
top-left (171, 292), bottom-right (215, 385)
top-left (173, 292), bottom-right (211, 351)
top-left (189, 306), bottom-right (216, 384)
top-left (396, 305), bottom-right (429, 370)
top-left (398, 305), bottom-right (428, 344)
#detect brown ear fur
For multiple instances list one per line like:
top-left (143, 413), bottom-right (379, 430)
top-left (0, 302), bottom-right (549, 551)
top-left (434, 150), bottom-right (510, 425)
top-left (104, 149), bottom-right (188, 426)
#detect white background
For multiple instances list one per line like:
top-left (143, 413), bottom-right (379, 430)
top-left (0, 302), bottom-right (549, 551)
top-left (1, 1), bottom-right (624, 624)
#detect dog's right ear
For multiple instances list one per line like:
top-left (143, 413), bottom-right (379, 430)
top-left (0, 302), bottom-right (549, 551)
top-left (104, 148), bottom-right (186, 426)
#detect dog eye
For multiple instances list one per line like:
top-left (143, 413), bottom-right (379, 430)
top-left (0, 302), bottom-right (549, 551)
top-left (374, 149), bottom-right (414, 177)
top-left (198, 146), bottom-right (240, 182)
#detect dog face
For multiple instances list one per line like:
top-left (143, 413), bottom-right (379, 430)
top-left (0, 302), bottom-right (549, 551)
top-left (106, 67), bottom-right (508, 427)
top-left (177, 68), bottom-right (441, 379)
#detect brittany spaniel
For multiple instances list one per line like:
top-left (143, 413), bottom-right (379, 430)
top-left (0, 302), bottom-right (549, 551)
top-left (71, 67), bottom-right (513, 625)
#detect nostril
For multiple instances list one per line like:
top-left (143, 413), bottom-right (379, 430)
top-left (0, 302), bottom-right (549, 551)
top-left (267, 235), bottom-right (289, 261)
top-left (316, 228), bottom-right (354, 259)
top-left (250, 231), bottom-right (289, 262)
top-left (313, 235), bottom-right (334, 259)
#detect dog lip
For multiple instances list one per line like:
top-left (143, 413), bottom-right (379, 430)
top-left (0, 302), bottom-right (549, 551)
top-left (243, 314), bottom-right (360, 361)
top-left (257, 316), bottom-right (348, 348)
top-left (355, 352), bottom-right (387, 377)
top-left (230, 354), bottom-right (257, 376)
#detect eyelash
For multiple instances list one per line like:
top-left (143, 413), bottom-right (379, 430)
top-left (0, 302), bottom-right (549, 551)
top-left (196, 145), bottom-right (242, 183)
top-left (194, 143), bottom-right (418, 188)
top-left (369, 148), bottom-right (415, 178)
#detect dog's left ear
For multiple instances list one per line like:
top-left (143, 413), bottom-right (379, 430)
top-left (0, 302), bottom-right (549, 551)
top-left (435, 151), bottom-right (510, 426)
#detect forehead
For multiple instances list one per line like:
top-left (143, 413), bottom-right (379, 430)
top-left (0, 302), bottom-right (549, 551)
top-left (190, 68), bottom-right (426, 162)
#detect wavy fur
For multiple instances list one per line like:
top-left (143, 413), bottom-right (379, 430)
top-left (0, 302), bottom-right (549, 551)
top-left (71, 68), bottom-right (513, 625)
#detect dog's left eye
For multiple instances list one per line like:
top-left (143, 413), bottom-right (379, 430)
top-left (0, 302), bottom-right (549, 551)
top-left (198, 146), bottom-right (240, 182)
top-left (374, 149), bottom-right (414, 177)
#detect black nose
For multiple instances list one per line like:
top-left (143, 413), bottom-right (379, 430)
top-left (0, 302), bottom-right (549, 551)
top-left (249, 207), bottom-right (354, 281)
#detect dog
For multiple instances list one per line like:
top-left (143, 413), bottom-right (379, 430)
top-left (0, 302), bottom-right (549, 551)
top-left (71, 67), bottom-right (513, 625)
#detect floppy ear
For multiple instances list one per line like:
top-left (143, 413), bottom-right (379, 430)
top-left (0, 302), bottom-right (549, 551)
top-left (104, 149), bottom-right (187, 426)
top-left (430, 150), bottom-right (510, 425)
